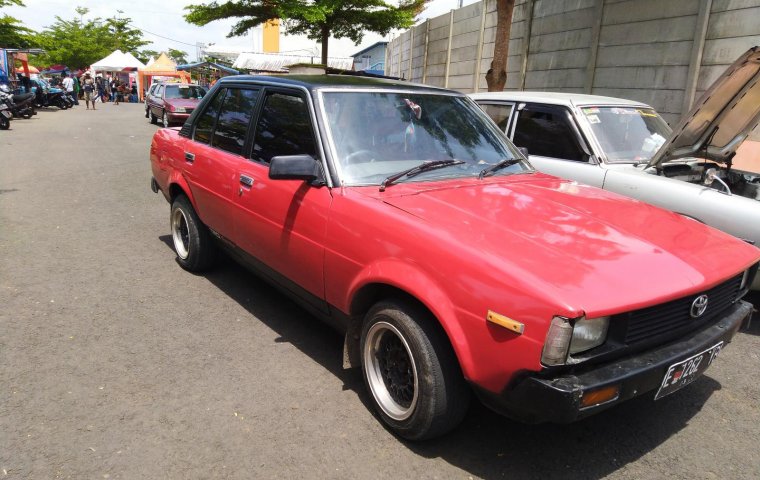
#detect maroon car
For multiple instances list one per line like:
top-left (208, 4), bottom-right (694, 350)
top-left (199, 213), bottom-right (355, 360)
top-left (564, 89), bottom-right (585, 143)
top-left (145, 83), bottom-right (206, 128)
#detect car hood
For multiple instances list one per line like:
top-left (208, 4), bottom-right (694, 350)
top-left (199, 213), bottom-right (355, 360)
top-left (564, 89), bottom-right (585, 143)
top-left (648, 46), bottom-right (760, 168)
top-left (372, 175), bottom-right (760, 315)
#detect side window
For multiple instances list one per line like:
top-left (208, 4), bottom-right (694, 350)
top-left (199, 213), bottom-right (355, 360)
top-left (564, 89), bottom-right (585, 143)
top-left (156, 85), bottom-right (164, 98)
top-left (193, 88), bottom-right (226, 145)
top-left (479, 102), bottom-right (513, 133)
top-left (211, 88), bottom-right (259, 155)
top-left (251, 91), bottom-right (317, 164)
top-left (513, 105), bottom-right (585, 161)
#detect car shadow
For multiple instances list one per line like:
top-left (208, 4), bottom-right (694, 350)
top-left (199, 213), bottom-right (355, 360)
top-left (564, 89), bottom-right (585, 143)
top-left (157, 234), bottom-right (721, 478)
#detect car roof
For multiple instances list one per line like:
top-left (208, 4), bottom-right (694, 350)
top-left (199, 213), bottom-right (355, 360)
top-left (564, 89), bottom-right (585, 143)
top-left (469, 91), bottom-right (651, 108)
top-left (218, 74), bottom-right (456, 94)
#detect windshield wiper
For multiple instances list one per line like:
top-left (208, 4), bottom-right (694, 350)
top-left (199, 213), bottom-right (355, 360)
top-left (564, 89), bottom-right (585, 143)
top-left (379, 160), bottom-right (465, 191)
top-left (478, 158), bottom-right (521, 179)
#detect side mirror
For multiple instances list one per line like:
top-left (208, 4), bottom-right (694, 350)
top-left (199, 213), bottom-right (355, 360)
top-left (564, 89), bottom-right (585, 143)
top-left (269, 154), bottom-right (322, 183)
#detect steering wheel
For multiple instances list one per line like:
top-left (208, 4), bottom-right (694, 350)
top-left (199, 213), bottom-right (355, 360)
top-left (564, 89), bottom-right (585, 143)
top-left (343, 149), bottom-right (377, 165)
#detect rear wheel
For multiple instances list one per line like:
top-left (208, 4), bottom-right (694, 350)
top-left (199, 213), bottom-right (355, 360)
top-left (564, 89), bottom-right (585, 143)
top-left (162, 111), bottom-right (170, 128)
top-left (150, 110), bottom-right (157, 124)
top-left (361, 299), bottom-right (470, 440)
top-left (170, 195), bottom-right (217, 272)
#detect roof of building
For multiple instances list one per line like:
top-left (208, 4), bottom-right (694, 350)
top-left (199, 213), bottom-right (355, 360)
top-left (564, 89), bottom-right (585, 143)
top-left (351, 41), bottom-right (388, 59)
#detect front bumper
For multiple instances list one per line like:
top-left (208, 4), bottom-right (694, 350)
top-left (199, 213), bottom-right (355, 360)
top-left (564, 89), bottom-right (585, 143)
top-left (475, 300), bottom-right (751, 423)
top-left (168, 112), bottom-right (191, 124)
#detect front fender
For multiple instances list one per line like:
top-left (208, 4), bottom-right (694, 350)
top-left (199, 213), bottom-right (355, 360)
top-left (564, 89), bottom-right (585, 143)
top-left (343, 258), bottom-right (477, 382)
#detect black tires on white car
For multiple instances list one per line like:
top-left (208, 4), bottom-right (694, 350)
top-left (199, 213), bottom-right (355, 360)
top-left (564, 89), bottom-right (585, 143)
top-left (360, 299), bottom-right (470, 440)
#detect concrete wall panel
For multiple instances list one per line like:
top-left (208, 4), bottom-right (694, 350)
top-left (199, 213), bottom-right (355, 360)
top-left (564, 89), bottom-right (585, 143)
top-left (602, 0), bottom-right (698, 24)
top-left (596, 42), bottom-right (692, 67)
top-left (599, 16), bottom-right (697, 45)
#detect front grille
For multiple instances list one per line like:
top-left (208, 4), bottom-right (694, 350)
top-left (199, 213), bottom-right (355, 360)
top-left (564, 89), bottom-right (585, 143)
top-left (622, 274), bottom-right (743, 345)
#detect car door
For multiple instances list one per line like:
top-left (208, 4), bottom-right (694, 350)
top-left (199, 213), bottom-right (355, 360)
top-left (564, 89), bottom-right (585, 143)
top-left (508, 103), bottom-right (607, 188)
top-left (232, 88), bottom-right (332, 312)
top-left (150, 85), bottom-right (163, 117)
top-left (180, 86), bottom-right (253, 240)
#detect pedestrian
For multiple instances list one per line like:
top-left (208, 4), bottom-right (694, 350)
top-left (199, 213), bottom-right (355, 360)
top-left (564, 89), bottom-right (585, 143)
top-left (73, 74), bottom-right (81, 103)
top-left (61, 72), bottom-right (77, 106)
top-left (82, 72), bottom-right (96, 110)
top-left (114, 79), bottom-right (122, 105)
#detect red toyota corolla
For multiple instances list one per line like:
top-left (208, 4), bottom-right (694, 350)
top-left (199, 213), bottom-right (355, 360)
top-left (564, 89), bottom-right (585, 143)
top-left (150, 75), bottom-right (760, 440)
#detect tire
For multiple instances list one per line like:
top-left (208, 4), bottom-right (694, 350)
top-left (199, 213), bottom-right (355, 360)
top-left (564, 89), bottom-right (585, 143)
top-left (170, 195), bottom-right (217, 272)
top-left (150, 110), bottom-right (157, 124)
top-left (360, 299), bottom-right (470, 440)
top-left (145, 106), bottom-right (149, 118)
top-left (162, 111), bottom-right (169, 128)
top-left (0, 116), bottom-right (9, 130)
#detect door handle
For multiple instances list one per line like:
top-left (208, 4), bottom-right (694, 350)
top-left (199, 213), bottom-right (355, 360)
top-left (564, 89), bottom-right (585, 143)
top-left (239, 175), bottom-right (254, 187)
top-left (184, 152), bottom-right (195, 163)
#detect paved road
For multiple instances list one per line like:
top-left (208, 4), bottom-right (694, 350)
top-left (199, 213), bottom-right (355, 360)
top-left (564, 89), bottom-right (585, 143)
top-left (1, 102), bottom-right (759, 479)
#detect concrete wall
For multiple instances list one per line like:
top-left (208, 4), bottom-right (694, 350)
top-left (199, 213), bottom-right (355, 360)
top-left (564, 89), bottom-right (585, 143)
top-left (387, 0), bottom-right (760, 133)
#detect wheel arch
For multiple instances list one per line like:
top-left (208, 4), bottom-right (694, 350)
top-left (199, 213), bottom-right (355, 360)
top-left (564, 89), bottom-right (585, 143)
top-left (341, 267), bottom-right (474, 383)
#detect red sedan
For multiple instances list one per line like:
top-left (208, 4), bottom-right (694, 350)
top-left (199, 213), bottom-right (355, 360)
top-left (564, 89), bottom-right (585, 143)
top-left (149, 75), bottom-right (760, 440)
top-left (145, 83), bottom-right (206, 128)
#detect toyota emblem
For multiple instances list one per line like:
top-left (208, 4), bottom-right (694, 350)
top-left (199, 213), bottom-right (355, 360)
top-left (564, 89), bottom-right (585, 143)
top-left (690, 294), bottom-right (709, 318)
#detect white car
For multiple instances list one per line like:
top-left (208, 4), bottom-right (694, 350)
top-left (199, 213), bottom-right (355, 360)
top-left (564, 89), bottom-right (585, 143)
top-left (471, 47), bottom-right (760, 292)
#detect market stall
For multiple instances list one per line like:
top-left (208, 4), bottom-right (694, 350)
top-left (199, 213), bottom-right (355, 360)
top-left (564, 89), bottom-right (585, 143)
top-left (91, 50), bottom-right (146, 94)
top-left (175, 61), bottom-right (239, 88)
top-left (137, 53), bottom-right (191, 101)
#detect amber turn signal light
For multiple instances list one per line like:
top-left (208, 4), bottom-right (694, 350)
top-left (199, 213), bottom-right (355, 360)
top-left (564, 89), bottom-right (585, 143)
top-left (580, 385), bottom-right (620, 409)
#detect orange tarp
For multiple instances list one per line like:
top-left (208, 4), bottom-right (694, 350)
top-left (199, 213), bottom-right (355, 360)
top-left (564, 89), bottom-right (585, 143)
top-left (138, 53), bottom-right (191, 101)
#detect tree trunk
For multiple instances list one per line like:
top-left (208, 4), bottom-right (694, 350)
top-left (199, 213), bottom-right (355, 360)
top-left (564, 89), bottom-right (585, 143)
top-left (320, 24), bottom-right (329, 66)
top-left (485, 0), bottom-right (515, 92)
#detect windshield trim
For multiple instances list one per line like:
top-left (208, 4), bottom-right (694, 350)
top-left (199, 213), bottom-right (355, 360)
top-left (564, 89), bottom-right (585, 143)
top-left (317, 90), bottom-right (531, 187)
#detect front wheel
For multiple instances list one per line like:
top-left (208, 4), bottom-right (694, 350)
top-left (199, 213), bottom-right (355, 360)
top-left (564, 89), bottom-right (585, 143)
top-left (170, 195), bottom-right (217, 272)
top-left (0, 116), bottom-right (9, 130)
top-left (361, 299), bottom-right (470, 440)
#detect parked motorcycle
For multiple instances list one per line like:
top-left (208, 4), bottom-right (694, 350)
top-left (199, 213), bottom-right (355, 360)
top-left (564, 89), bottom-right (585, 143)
top-left (0, 84), bottom-right (36, 119)
top-left (0, 102), bottom-right (10, 130)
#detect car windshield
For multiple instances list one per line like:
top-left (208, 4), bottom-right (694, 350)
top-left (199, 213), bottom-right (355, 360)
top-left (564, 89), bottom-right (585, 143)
top-left (322, 91), bottom-right (529, 186)
top-left (582, 107), bottom-right (672, 163)
top-left (165, 85), bottom-right (206, 99)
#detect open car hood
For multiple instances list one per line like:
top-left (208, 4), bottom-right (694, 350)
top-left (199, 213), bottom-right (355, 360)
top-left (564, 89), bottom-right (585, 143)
top-left (648, 46), bottom-right (760, 168)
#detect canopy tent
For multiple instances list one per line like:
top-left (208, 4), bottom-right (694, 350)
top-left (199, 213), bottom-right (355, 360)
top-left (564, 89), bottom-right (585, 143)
top-left (137, 52), bottom-right (190, 101)
top-left (177, 61), bottom-right (239, 75)
top-left (91, 50), bottom-right (145, 72)
top-left (176, 61), bottom-right (238, 87)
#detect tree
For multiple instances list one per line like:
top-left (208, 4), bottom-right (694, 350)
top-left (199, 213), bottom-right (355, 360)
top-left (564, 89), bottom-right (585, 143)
top-left (485, 0), bottom-right (515, 92)
top-left (167, 48), bottom-right (188, 65)
top-left (0, 0), bottom-right (34, 48)
top-left (33, 7), bottom-right (148, 69)
top-left (137, 49), bottom-right (159, 64)
top-left (185, 0), bottom-right (427, 66)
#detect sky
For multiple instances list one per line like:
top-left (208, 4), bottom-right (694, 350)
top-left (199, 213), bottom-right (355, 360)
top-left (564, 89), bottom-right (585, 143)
top-left (5, 0), bottom-right (479, 60)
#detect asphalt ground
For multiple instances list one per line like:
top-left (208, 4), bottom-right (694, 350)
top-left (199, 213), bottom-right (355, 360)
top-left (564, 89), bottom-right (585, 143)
top-left (1, 101), bottom-right (759, 479)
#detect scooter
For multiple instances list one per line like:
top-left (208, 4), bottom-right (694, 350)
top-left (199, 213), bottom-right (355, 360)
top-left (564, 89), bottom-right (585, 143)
top-left (0, 102), bottom-right (11, 130)
top-left (0, 84), bottom-right (36, 119)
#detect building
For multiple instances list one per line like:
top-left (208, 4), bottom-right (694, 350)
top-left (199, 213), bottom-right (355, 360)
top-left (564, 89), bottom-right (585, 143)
top-left (351, 41), bottom-right (387, 74)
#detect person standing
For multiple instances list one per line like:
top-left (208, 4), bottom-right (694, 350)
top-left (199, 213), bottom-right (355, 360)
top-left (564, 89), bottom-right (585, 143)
top-left (82, 72), bottom-right (96, 110)
top-left (61, 73), bottom-right (77, 106)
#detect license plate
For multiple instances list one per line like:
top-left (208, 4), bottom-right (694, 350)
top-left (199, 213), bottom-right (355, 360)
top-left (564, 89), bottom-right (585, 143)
top-left (654, 342), bottom-right (723, 400)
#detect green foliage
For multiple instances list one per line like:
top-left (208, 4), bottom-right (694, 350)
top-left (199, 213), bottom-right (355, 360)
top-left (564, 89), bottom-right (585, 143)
top-left (137, 49), bottom-right (159, 64)
top-left (185, 0), bottom-right (428, 64)
top-left (0, 0), bottom-right (32, 48)
top-left (33, 8), bottom-right (149, 69)
top-left (167, 48), bottom-right (188, 65)
top-left (0, 14), bottom-right (33, 48)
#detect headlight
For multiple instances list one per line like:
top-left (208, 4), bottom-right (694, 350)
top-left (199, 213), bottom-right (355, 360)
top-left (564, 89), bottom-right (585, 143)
top-left (174, 106), bottom-right (186, 113)
top-left (542, 315), bottom-right (610, 366)
top-left (569, 316), bottom-right (609, 355)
